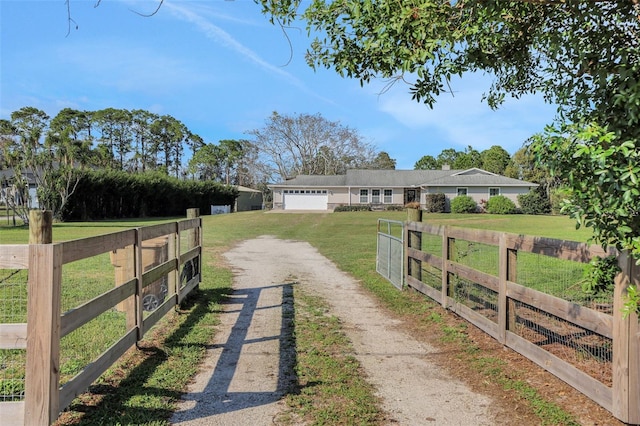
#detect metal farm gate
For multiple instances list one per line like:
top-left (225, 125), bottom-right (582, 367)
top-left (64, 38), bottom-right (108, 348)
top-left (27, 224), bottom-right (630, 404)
top-left (376, 219), bottom-right (404, 289)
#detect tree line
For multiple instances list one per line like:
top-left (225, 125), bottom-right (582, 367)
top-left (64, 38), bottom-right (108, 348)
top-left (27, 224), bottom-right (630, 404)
top-left (414, 144), bottom-right (560, 214)
top-left (0, 108), bottom-right (395, 222)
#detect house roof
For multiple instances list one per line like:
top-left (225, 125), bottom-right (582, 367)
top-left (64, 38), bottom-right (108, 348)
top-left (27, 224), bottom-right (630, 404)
top-left (274, 174), bottom-right (347, 187)
top-left (0, 169), bottom-right (37, 185)
top-left (421, 168), bottom-right (537, 187)
top-left (270, 168), bottom-right (537, 188)
top-left (236, 185), bottom-right (262, 193)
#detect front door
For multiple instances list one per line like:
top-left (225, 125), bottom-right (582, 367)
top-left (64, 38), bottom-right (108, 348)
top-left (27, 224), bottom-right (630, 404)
top-left (405, 189), bottom-right (419, 204)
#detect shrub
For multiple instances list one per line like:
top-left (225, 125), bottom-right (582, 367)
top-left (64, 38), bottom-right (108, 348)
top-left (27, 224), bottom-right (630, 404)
top-left (581, 255), bottom-right (619, 296)
top-left (334, 205), bottom-right (372, 212)
top-left (450, 195), bottom-right (477, 213)
top-left (550, 187), bottom-right (573, 215)
top-left (485, 195), bottom-right (517, 214)
top-left (385, 204), bottom-right (405, 211)
top-left (424, 193), bottom-right (446, 213)
top-left (518, 191), bottom-right (551, 215)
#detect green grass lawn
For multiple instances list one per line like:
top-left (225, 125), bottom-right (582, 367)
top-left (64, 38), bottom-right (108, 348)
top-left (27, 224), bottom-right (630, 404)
top-left (1, 211), bottom-right (593, 425)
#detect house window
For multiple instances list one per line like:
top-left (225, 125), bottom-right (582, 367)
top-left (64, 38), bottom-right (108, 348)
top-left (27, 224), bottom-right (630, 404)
top-left (359, 189), bottom-right (369, 203)
top-left (489, 187), bottom-right (500, 197)
top-left (383, 189), bottom-right (393, 204)
top-left (372, 189), bottom-right (381, 203)
top-left (457, 187), bottom-right (468, 196)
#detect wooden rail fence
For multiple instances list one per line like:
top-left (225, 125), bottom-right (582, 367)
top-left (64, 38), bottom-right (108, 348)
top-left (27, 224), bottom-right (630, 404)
top-left (0, 209), bottom-right (202, 425)
top-left (404, 212), bottom-right (639, 424)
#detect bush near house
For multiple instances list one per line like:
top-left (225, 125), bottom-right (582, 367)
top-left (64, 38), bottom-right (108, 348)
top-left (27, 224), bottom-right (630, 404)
top-left (518, 191), bottom-right (551, 215)
top-left (451, 195), bottom-right (478, 213)
top-left (550, 187), bottom-right (573, 215)
top-left (424, 193), bottom-right (446, 213)
top-left (384, 205), bottom-right (405, 211)
top-left (334, 205), bottom-right (372, 212)
top-left (486, 195), bottom-right (517, 214)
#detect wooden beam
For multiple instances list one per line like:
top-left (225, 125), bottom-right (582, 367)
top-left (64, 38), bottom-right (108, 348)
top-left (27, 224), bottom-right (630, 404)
top-left (24, 243), bottom-right (61, 425)
top-left (0, 245), bottom-right (28, 269)
top-left (612, 251), bottom-right (640, 423)
top-left (0, 323), bottom-right (27, 349)
top-left (62, 229), bottom-right (135, 264)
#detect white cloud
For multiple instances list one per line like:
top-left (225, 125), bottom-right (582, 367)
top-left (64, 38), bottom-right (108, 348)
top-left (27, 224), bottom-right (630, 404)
top-left (160, 1), bottom-right (338, 106)
top-left (376, 75), bottom-right (556, 153)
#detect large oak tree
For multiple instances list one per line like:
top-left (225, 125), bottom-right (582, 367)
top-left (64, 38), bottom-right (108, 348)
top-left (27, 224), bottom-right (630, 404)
top-left (249, 111), bottom-right (379, 181)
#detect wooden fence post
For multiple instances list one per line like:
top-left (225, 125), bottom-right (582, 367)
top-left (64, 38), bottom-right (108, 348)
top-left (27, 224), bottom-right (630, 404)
top-left (25, 210), bottom-right (61, 425)
top-left (506, 248), bottom-right (518, 334)
top-left (186, 208), bottom-right (200, 292)
top-left (29, 210), bottom-right (52, 244)
top-left (498, 234), bottom-right (518, 345)
top-left (135, 229), bottom-right (144, 340)
top-left (407, 208), bottom-right (422, 283)
top-left (186, 208), bottom-right (200, 249)
top-left (612, 251), bottom-right (640, 424)
top-left (168, 225), bottom-right (178, 304)
top-left (441, 228), bottom-right (455, 309)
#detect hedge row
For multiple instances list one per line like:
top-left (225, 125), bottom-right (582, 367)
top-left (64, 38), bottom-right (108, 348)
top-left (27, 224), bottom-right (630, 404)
top-left (334, 205), bottom-right (372, 212)
top-left (62, 170), bottom-right (237, 220)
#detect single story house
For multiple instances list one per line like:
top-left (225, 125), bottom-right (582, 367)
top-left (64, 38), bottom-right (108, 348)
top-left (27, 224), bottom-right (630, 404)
top-left (269, 168), bottom-right (538, 211)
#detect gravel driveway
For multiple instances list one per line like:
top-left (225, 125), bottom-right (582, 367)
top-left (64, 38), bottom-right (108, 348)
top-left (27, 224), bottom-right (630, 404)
top-left (171, 236), bottom-right (495, 425)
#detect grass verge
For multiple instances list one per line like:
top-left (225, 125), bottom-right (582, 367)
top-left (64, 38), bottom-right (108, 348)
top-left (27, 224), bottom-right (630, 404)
top-left (284, 287), bottom-right (384, 425)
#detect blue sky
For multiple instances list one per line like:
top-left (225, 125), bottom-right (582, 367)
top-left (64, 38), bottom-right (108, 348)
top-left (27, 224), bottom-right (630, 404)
top-left (1, 0), bottom-right (558, 169)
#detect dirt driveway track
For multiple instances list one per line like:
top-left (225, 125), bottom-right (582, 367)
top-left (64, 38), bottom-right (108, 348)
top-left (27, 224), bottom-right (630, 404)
top-left (171, 236), bottom-right (496, 425)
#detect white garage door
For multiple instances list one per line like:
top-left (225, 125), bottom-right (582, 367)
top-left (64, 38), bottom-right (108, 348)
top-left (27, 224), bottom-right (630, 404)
top-left (283, 190), bottom-right (328, 210)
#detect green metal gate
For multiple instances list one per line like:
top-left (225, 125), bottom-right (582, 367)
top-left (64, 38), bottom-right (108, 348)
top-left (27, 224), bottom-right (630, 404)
top-left (376, 219), bottom-right (404, 290)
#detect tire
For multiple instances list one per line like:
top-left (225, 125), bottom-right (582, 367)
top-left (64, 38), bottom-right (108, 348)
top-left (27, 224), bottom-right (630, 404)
top-left (142, 293), bottom-right (161, 312)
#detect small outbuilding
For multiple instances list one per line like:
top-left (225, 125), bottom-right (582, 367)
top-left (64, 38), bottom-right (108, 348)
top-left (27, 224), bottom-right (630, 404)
top-left (235, 186), bottom-right (264, 212)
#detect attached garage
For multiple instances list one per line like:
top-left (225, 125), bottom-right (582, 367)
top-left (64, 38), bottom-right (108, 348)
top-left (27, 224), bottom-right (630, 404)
top-left (283, 189), bottom-right (328, 210)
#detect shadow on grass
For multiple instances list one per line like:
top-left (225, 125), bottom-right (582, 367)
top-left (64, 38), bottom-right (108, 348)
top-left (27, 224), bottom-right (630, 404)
top-left (57, 286), bottom-right (232, 425)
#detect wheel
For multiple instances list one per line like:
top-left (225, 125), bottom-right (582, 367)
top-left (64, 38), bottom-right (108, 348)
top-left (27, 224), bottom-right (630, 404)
top-left (180, 259), bottom-right (194, 286)
top-left (142, 293), bottom-right (161, 312)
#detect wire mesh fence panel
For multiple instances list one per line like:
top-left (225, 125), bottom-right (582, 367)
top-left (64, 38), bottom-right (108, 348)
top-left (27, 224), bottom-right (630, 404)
top-left (179, 231), bottom-right (198, 292)
top-left (62, 254), bottom-right (116, 313)
top-left (0, 269), bottom-right (28, 402)
top-left (0, 349), bottom-right (25, 401)
top-left (421, 263), bottom-right (442, 290)
top-left (59, 310), bottom-right (128, 387)
top-left (515, 252), bottom-right (613, 308)
top-left (0, 270), bottom-right (27, 323)
top-left (421, 233), bottom-right (442, 257)
top-left (452, 240), bottom-right (499, 276)
top-left (512, 300), bottom-right (613, 386)
top-left (451, 275), bottom-right (499, 323)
